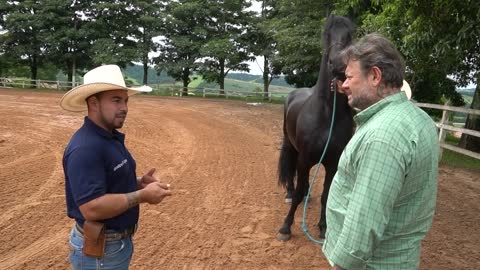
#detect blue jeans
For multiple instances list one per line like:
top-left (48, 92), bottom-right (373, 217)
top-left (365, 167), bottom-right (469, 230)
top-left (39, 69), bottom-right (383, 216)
top-left (68, 225), bottom-right (134, 270)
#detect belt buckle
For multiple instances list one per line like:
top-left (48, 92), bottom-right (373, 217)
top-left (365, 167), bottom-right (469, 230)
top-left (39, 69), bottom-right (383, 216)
top-left (105, 224), bottom-right (137, 241)
top-left (106, 232), bottom-right (123, 241)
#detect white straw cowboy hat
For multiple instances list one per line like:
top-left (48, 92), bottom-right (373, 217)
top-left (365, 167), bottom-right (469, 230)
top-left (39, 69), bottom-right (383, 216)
top-left (401, 80), bottom-right (412, 100)
top-left (60, 65), bottom-right (152, 112)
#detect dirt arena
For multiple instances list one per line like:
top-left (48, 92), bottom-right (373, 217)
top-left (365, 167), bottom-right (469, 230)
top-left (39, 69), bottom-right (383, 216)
top-left (0, 88), bottom-right (478, 269)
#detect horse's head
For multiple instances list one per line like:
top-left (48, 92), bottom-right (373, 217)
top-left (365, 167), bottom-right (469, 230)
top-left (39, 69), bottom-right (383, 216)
top-left (322, 15), bottom-right (355, 86)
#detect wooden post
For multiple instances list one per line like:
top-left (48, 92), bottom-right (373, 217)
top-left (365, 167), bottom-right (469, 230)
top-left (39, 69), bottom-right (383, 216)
top-left (203, 88), bottom-right (205, 98)
top-left (437, 101), bottom-right (450, 160)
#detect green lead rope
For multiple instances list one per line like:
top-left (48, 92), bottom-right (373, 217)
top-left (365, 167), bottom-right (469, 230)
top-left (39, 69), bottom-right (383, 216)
top-left (301, 88), bottom-right (337, 245)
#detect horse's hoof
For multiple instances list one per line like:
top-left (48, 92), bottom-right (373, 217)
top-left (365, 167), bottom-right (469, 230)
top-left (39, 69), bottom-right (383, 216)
top-left (276, 232), bottom-right (292, 241)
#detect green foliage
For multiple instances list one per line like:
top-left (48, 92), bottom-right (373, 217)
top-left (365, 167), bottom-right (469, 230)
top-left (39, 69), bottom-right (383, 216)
top-left (0, 0), bottom-right (51, 81)
top-left (266, 0), bottom-right (328, 87)
top-left (124, 64), bottom-right (175, 85)
top-left (342, 0), bottom-right (479, 105)
top-left (154, 0), bottom-right (210, 91)
top-left (197, 0), bottom-right (255, 90)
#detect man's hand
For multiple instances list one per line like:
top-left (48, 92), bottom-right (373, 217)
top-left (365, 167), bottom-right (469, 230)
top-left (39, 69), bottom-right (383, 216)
top-left (138, 182), bottom-right (172, 204)
top-left (138, 168), bottom-right (158, 189)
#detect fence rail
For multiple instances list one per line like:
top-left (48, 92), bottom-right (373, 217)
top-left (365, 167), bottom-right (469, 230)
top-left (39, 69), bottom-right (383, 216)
top-left (0, 77), bottom-right (79, 90)
top-left (159, 85), bottom-right (290, 101)
top-left (415, 102), bottom-right (480, 160)
top-left (0, 77), bottom-right (291, 100)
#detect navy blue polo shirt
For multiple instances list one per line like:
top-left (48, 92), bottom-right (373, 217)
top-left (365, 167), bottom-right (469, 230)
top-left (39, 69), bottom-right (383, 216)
top-left (63, 117), bottom-right (138, 230)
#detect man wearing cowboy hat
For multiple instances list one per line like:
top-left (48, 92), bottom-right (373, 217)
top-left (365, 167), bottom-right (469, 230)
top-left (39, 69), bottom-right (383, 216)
top-left (61, 65), bottom-right (172, 269)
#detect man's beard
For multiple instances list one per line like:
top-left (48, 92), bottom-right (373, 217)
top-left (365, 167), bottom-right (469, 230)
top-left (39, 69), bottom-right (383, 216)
top-left (350, 92), bottom-right (376, 112)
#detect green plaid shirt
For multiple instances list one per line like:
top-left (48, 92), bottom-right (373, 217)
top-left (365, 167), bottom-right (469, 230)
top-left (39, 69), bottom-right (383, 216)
top-left (322, 92), bottom-right (439, 270)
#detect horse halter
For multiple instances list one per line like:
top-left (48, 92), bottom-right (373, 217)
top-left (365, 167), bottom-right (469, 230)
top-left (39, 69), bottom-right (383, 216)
top-left (326, 42), bottom-right (348, 92)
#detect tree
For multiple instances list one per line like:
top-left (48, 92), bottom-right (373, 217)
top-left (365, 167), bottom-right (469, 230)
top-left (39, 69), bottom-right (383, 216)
top-left (266, 0), bottom-right (331, 88)
top-left (43, 0), bottom-right (95, 85)
top-left (155, 0), bottom-right (209, 96)
top-left (198, 0), bottom-right (255, 95)
top-left (127, 0), bottom-right (166, 85)
top-left (248, 0), bottom-right (282, 99)
top-left (0, 0), bottom-right (50, 86)
top-left (86, 1), bottom-right (142, 69)
top-left (341, 0), bottom-right (479, 152)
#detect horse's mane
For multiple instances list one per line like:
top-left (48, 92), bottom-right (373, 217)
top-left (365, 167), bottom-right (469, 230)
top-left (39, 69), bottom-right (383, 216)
top-left (320, 15), bottom-right (355, 83)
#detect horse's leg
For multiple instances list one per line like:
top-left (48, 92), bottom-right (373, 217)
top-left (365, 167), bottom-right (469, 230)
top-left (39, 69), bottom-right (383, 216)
top-left (277, 164), bottom-right (309, 241)
top-left (318, 163), bottom-right (337, 239)
top-left (285, 179), bottom-right (294, 203)
top-left (278, 136), bottom-right (297, 203)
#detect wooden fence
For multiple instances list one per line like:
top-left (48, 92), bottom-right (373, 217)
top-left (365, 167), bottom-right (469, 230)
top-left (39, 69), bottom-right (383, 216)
top-left (0, 77), bottom-right (78, 90)
top-left (162, 86), bottom-right (289, 101)
top-left (2, 76), bottom-right (479, 160)
top-left (415, 102), bottom-right (480, 160)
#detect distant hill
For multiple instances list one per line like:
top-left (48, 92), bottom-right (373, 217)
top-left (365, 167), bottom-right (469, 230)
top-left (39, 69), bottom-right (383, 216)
top-left (123, 64), bottom-right (294, 89)
top-left (225, 73), bottom-right (293, 88)
top-left (457, 88), bottom-right (475, 97)
top-left (195, 76), bottom-right (293, 94)
top-left (123, 64), bottom-right (175, 85)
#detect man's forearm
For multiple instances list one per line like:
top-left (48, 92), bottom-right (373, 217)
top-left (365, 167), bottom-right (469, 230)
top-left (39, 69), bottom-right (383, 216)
top-left (79, 192), bottom-right (139, 221)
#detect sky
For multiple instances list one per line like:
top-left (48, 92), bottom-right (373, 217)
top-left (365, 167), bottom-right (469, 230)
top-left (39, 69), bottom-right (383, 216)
top-left (245, 1), bottom-right (264, 75)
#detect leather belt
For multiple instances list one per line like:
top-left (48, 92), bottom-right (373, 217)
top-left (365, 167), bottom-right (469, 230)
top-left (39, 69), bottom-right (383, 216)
top-left (75, 223), bottom-right (136, 241)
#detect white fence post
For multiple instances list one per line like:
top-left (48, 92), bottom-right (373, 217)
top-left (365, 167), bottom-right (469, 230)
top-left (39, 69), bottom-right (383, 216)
top-left (437, 101), bottom-right (450, 160)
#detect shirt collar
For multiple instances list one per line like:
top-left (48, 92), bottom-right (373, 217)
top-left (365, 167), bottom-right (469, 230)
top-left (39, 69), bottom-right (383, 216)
top-left (353, 91), bottom-right (408, 126)
top-left (84, 116), bottom-right (125, 142)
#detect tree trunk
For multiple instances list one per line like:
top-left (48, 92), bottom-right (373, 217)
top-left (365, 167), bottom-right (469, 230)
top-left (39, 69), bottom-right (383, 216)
top-left (182, 67), bottom-right (190, 97)
top-left (72, 58), bottom-right (76, 87)
top-left (142, 55), bottom-right (148, 85)
top-left (30, 54), bottom-right (37, 89)
top-left (263, 55), bottom-right (270, 100)
top-left (219, 58), bottom-right (225, 96)
top-left (67, 60), bottom-right (73, 84)
top-left (459, 83), bottom-right (480, 153)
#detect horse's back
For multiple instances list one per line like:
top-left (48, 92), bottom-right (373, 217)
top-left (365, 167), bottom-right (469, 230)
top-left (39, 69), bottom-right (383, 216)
top-left (285, 87), bottom-right (313, 115)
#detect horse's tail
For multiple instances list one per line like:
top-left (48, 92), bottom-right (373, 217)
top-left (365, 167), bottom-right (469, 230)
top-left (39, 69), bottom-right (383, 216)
top-left (278, 135), bottom-right (297, 188)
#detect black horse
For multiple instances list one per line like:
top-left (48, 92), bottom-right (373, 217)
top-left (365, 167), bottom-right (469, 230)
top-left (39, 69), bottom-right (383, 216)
top-left (277, 15), bottom-right (355, 241)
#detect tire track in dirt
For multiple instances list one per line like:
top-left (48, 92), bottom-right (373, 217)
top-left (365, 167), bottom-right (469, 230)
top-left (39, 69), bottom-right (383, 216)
top-left (0, 91), bottom-right (73, 269)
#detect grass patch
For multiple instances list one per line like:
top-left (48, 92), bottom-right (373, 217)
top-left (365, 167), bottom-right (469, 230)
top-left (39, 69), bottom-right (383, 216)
top-left (444, 132), bottom-right (460, 144)
top-left (441, 149), bottom-right (480, 171)
top-left (441, 133), bottom-right (480, 170)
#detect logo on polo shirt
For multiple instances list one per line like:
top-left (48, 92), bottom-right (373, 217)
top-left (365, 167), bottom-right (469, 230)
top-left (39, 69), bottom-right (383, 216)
top-left (114, 159), bottom-right (128, 172)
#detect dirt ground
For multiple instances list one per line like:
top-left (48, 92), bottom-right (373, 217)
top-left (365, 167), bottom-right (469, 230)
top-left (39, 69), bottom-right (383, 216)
top-left (0, 89), bottom-right (478, 270)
